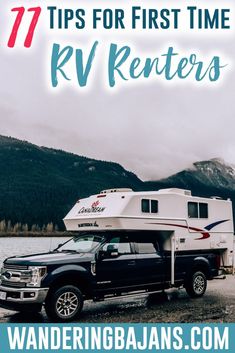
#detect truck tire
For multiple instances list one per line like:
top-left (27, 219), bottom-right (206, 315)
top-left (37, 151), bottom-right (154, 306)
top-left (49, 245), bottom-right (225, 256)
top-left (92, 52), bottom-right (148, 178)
top-left (45, 285), bottom-right (84, 322)
top-left (185, 271), bottom-right (207, 298)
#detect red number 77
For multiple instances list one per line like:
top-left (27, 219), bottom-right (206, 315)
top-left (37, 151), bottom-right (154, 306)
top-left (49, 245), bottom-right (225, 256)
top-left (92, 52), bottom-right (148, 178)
top-left (8, 7), bottom-right (42, 48)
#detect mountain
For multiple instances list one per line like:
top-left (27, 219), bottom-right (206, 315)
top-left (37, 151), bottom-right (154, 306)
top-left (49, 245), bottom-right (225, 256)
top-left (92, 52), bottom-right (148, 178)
top-left (0, 135), bottom-right (142, 229)
top-left (151, 158), bottom-right (235, 191)
top-left (145, 158), bottom-right (235, 210)
top-left (1, 135), bottom-right (235, 230)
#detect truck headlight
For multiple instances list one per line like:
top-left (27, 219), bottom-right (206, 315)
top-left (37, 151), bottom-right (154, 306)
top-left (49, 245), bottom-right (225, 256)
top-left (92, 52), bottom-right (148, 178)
top-left (26, 266), bottom-right (47, 287)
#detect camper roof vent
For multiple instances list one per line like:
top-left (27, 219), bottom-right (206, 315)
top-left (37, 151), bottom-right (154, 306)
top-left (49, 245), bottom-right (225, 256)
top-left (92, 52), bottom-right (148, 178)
top-left (211, 196), bottom-right (223, 200)
top-left (100, 188), bottom-right (133, 194)
top-left (158, 188), bottom-right (192, 196)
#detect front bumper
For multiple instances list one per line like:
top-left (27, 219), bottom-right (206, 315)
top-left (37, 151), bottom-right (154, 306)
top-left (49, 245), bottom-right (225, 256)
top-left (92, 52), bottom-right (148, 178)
top-left (0, 285), bottom-right (49, 305)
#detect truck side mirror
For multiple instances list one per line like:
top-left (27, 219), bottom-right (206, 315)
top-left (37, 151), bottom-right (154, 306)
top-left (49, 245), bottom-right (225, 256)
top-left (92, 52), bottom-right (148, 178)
top-left (106, 245), bottom-right (119, 258)
top-left (98, 244), bottom-right (119, 259)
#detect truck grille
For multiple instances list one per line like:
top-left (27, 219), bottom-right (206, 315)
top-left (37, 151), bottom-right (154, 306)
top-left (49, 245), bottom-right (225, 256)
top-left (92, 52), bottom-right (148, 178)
top-left (1, 264), bottom-right (29, 288)
top-left (1, 280), bottom-right (26, 288)
top-left (3, 264), bottom-right (28, 271)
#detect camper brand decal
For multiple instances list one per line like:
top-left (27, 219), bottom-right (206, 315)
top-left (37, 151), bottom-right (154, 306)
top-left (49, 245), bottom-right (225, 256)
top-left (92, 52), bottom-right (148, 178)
top-left (78, 201), bottom-right (106, 214)
top-left (92, 201), bottom-right (100, 208)
top-left (78, 221), bottom-right (99, 228)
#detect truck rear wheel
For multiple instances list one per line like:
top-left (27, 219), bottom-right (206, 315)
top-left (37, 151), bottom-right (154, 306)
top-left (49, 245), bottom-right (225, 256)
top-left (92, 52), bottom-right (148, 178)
top-left (185, 271), bottom-right (207, 298)
top-left (45, 285), bottom-right (83, 322)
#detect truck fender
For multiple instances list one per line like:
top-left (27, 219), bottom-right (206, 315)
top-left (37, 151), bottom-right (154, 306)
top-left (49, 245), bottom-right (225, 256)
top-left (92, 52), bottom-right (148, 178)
top-left (188, 257), bottom-right (211, 279)
top-left (43, 265), bottom-right (92, 295)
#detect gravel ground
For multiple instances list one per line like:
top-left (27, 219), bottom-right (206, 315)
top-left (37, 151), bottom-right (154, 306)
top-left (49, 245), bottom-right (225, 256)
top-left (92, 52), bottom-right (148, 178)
top-left (0, 276), bottom-right (235, 323)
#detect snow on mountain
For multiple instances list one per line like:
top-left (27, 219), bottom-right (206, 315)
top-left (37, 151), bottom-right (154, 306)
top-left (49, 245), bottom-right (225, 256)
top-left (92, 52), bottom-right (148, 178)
top-left (186, 158), bottom-right (235, 190)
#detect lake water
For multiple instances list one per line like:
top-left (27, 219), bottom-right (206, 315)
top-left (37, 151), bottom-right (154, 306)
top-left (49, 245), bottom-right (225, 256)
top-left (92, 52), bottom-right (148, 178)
top-left (1, 237), bottom-right (234, 270)
top-left (0, 237), bottom-right (71, 267)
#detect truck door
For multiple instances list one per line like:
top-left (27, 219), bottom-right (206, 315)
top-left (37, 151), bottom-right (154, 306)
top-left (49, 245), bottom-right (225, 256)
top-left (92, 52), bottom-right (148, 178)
top-left (133, 232), bottom-right (165, 288)
top-left (95, 234), bottom-right (137, 293)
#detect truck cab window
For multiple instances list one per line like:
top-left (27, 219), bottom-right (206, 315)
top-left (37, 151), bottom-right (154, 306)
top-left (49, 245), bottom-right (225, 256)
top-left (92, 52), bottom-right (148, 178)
top-left (134, 234), bottom-right (160, 254)
top-left (137, 242), bottom-right (158, 254)
top-left (57, 234), bottom-right (104, 253)
top-left (102, 236), bottom-right (132, 254)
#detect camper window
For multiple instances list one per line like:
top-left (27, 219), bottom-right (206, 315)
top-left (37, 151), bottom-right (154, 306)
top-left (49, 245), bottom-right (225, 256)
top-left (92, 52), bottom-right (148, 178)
top-left (151, 200), bottom-right (158, 213)
top-left (199, 203), bottom-right (208, 218)
top-left (142, 199), bottom-right (150, 213)
top-left (141, 199), bottom-right (158, 213)
top-left (188, 202), bottom-right (208, 218)
top-left (188, 202), bottom-right (198, 218)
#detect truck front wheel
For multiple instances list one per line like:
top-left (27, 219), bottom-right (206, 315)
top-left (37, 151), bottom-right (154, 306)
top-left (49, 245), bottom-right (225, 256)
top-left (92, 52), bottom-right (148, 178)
top-left (45, 285), bottom-right (84, 322)
top-left (185, 271), bottom-right (207, 298)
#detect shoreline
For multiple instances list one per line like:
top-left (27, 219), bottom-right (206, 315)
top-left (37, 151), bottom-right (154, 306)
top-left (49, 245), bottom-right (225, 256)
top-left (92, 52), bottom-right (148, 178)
top-left (0, 232), bottom-right (72, 238)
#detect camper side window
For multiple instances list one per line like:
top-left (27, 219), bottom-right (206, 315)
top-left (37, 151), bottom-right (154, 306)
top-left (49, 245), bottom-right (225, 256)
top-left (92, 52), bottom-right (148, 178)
top-left (188, 202), bottom-right (198, 218)
top-left (188, 202), bottom-right (208, 218)
top-left (141, 199), bottom-right (158, 213)
top-left (151, 200), bottom-right (158, 213)
top-left (142, 199), bottom-right (150, 213)
top-left (199, 203), bottom-right (208, 218)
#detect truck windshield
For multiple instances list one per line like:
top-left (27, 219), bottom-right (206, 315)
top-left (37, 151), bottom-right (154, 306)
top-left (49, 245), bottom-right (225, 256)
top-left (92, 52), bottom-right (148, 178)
top-left (56, 234), bottom-right (105, 253)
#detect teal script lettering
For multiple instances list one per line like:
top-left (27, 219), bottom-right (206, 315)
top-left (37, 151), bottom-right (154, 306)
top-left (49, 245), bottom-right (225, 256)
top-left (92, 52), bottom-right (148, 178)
top-left (50, 41), bottom-right (227, 88)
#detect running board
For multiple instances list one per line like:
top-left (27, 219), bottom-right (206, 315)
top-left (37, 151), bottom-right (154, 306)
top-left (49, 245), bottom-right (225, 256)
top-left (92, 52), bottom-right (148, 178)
top-left (214, 275), bottom-right (226, 280)
top-left (93, 289), bottom-right (170, 302)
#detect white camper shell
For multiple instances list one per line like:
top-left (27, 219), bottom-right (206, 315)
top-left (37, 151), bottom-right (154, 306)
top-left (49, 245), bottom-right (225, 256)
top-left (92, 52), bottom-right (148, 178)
top-left (64, 188), bottom-right (234, 274)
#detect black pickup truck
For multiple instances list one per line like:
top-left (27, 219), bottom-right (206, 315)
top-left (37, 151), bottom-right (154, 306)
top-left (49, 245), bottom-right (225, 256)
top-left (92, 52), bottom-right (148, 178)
top-left (0, 231), bottom-right (222, 322)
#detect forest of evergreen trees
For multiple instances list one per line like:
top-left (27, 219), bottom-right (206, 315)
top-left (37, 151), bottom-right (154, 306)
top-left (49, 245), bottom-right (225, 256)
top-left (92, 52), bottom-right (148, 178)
top-left (0, 220), bottom-right (59, 234)
top-left (0, 136), bottom-right (143, 233)
top-left (1, 136), bottom-right (235, 235)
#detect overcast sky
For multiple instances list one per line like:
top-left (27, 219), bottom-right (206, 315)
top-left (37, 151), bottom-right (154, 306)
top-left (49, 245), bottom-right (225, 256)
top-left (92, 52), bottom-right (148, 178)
top-left (0, 0), bottom-right (234, 180)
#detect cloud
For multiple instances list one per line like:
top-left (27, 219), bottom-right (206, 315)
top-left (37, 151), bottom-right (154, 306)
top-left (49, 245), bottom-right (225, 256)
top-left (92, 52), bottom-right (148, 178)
top-left (0, 0), bottom-right (234, 180)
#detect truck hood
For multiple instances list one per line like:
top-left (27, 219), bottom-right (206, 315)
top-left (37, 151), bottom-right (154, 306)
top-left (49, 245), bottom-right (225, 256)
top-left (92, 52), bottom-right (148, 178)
top-left (4, 251), bottom-right (94, 266)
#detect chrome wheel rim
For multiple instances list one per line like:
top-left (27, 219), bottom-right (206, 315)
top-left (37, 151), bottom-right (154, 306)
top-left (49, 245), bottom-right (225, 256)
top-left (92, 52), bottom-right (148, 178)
top-left (56, 292), bottom-right (79, 318)
top-left (193, 275), bottom-right (205, 295)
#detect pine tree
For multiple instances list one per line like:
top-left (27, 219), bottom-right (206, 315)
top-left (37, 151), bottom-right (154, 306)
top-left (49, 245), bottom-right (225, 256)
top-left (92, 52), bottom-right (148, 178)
top-left (7, 220), bottom-right (12, 232)
top-left (14, 223), bottom-right (22, 232)
top-left (22, 224), bottom-right (29, 232)
top-left (0, 220), bottom-right (6, 232)
top-left (31, 224), bottom-right (37, 232)
top-left (46, 222), bottom-right (54, 232)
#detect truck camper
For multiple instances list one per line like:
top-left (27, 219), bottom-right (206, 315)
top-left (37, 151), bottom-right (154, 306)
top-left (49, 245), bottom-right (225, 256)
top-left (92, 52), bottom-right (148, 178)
top-left (0, 188), bottom-right (234, 322)
top-left (64, 188), bottom-right (234, 277)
